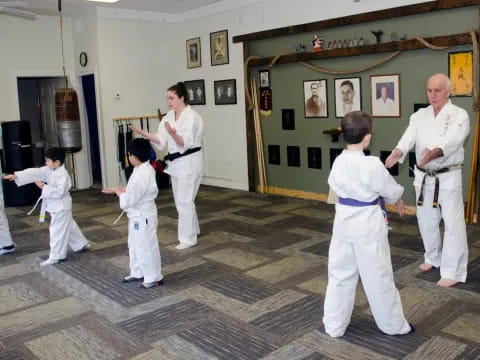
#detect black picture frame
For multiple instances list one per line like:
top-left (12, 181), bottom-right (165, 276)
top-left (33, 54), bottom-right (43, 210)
top-left (268, 145), bottom-right (281, 165)
top-left (259, 70), bottom-right (270, 88)
top-left (210, 29), bottom-right (229, 66)
top-left (184, 80), bottom-right (206, 105)
top-left (214, 79), bottom-right (237, 105)
top-left (282, 109), bottom-right (295, 130)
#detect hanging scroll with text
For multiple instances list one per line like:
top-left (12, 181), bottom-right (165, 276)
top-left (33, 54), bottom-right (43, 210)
top-left (448, 51), bottom-right (473, 97)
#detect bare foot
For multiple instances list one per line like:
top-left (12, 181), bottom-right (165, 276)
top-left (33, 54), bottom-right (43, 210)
top-left (419, 263), bottom-right (432, 271)
top-left (437, 278), bottom-right (459, 287)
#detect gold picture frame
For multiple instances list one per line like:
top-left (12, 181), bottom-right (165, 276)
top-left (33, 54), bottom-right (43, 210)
top-left (449, 51), bottom-right (473, 97)
top-left (186, 37), bottom-right (201, 69)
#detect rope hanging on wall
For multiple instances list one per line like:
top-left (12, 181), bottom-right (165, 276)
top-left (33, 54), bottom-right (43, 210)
top-left (244, 30), bottom-right (478, 111)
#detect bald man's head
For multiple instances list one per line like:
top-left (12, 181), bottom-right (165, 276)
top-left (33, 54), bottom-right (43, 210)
top-left (427, 73), bottom-right (451, 113)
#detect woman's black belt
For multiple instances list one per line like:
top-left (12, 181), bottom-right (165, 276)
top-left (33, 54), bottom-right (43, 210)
top-left (164, 147), bottom-right (201, 162)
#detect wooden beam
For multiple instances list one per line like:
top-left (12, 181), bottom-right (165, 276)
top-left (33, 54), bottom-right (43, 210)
top-left (233, 0), bottom-right (480, 43)
top-left (243, 41), bottom-right (256, 192)
top-left (246, 33), bottom-right (473, 67)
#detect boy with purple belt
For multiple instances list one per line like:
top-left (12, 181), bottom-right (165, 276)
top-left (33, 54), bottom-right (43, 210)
top-left (323, 111), bottom-right (414, 337)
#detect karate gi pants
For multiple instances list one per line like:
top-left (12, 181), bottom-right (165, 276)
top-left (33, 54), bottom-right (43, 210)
top-left (49, 210), bottom-right (88, 261)
top-left (415, 186), bottom-right (468, 282)
top-left (0, 193), bottom-right (13, 248)
top-left (323, 235), bottom-right (410, 337)
top-left (171, 174), bottom-right (202, 246)
top-left (127, 214), bottom-right (163, 283)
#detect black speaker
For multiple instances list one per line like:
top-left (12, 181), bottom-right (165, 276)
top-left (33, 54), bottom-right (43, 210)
top-left (1, 121), bottom-right (33, 173)
top-left (2, 179), bottom-right (41, 207)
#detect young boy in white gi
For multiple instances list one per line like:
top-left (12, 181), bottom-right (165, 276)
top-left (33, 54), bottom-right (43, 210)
top-left (0, 187), bottom-right (15, 255)
top-left (4, 147), bottom-right (90, 266)
top-left (323, 111), bottom-right (414, 337)
top-left (103, 138), bottom-right (164, 289)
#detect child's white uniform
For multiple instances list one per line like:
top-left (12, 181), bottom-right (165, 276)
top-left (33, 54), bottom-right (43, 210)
top-left (120, 161), bottom-right (163, 283)
top-left (14, 165), bottom-right (88, 261)
top-left (0, 189), bottom-right (14, 249)
top-left (323, 150), bottom-right (411, 337)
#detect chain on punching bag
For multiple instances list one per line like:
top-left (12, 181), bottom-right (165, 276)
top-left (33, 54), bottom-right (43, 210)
top-left (55, 0), bottom-right (82, 153)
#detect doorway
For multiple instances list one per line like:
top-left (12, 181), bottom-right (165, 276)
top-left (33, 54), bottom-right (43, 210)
top-left (81, 74), bottom-right (102, 187)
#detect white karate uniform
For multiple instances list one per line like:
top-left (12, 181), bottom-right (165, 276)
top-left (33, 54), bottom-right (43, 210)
top-left (374, 97), bottom-right (395, 116)
top-left (0, 189), bottom-right (14, 248)
top-left (323, 150), bottom-right (411, 337)
top-left (120, 161), bottom-right (163, 283)
top-left (152, 105), bottom-right (204, 247)
top-left (395, 100), bottom-right (469, 282)
top-left (15, 165), bottom-right (88, 261)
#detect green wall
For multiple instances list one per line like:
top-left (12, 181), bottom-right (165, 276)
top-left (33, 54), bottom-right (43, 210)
top-left (248, 7), bottom-right (477, 206)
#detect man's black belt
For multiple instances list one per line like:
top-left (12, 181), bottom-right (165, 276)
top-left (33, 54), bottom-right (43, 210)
top-left (164, 147), bottom-right (201, 162)
top-left (416, 164), bottom-right (462, 208)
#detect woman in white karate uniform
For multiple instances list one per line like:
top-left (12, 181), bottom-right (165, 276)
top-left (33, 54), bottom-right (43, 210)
top-left (130, 82), bottom-right (204, 250)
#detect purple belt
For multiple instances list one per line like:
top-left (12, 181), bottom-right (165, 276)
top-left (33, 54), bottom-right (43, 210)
top-left (338, 197), bottom-right (380, 207)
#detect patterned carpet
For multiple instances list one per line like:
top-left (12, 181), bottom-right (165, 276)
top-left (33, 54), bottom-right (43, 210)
top-left (0, 185), bottom-right (479, 360)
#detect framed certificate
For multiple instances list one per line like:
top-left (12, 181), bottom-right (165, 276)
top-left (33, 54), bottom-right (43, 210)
top-left (448, 51), bottom-right (473, 97)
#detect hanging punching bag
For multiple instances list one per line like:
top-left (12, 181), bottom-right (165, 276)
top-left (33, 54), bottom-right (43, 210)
top-left (55, 88), bottom-right (82, 152)
top-left (55, 0), bottom-right (82, 153)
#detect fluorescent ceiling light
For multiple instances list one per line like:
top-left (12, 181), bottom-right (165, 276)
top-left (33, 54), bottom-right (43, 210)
top-left (85, 0), bottom-right (119, 3)
top-left (0, 6), bottom-right (35, 19)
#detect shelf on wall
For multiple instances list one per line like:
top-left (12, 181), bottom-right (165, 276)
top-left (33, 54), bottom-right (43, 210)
top-left (247, 33), bottom-right (473, 67)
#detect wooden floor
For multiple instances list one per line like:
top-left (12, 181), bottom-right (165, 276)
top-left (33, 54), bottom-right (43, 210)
top-left (0, 185), bottom-right (479, 360)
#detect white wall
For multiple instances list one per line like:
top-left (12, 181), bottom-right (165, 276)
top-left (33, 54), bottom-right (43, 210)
top-left (0, 0), bottom-right (431, 190)
top-left (164, 0), bottom-right (431, 191)
top-left (95, 19), bottom-right (171, 187)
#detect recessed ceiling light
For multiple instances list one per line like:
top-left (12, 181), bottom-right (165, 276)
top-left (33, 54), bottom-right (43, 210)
top-left (85, 0), bottom-right (120, 3)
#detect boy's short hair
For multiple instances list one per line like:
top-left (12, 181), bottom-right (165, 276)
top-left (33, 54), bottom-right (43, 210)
top-left (341, 111), bottom-right (372, 144)
top-left (44, 147), bottom-right (66, 164)
top-left (127, 138), bottom-right (152, 163)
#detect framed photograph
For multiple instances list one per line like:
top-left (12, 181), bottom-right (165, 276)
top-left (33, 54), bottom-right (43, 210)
top-left (370, 74), bottom-right (400, 117)
top-left (334, 77), bottom-right (361, 118)
top-left (282, 109), bottom-right (295, 130)
top-left (210, 30), bottom-right (229, 66)
top-left (186, 37), bottom-right (201, 69)
top-left (448, 51), bottom-right (473, 96)
top-left (214, 79), bottom-right (237, 105)
top-left (184, 79), bottom-right (206, 105)
top-left (303, 79), bottom-right (328, 118)
top-left (259, 70), bottom-right (270, 88)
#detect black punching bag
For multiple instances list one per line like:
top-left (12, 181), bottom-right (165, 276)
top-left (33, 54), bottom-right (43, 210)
top-left (1, 121), bottom-right (40, 206)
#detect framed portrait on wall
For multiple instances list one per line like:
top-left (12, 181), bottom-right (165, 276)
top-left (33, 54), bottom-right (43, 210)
top-left (210, 30), bottom-right (229, 66)
top-left (186, 37), bottom-right (201, 69)
top-left (214, 79), bottom-right (237, 105)
top-left (184, 79), bottom-right (206, 105)
top-left (448, 51), bottom-right (473, 96)
top-left (259, 70), bottom-right (270, 87)
top-left (370, 74), bottom-right (400, 117)
top-left (303, 79), bottom-right (328, 118)
top-left (334, 77), bottom-right (361, 118)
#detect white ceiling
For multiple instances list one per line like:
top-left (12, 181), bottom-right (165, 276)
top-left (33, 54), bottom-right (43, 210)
top-left (4, 0), bottom-right (259, 17)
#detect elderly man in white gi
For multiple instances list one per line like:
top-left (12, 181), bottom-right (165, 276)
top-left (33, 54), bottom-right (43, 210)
top-left (385, 73), bottom-right (469, 287)
top-left (0, 188), bottom-right (15, 255)
top-left (131, 82), bottom-right (204, 250)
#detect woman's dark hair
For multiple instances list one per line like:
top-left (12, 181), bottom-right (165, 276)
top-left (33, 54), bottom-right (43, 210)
top-left (168, 82), bottom-right (188, 104)
top-left (341, 111), bottom-right (372, 144)
top-left (127, 138), bottom-right (152, 163)
top-left (44, 147), bottom-right (66, 164)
